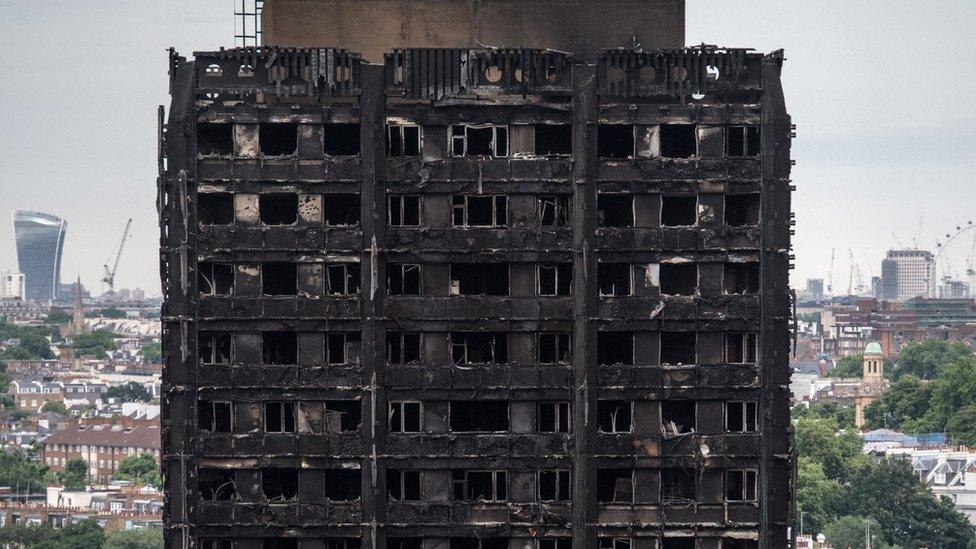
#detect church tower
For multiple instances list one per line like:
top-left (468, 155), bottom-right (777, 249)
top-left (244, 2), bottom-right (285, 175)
top-left (855, 341), bottom-right (887, 428)
top-left (71, 276), bottom-right (85, 335)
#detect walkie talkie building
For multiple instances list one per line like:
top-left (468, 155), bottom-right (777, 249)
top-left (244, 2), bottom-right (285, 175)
top-left (12, 210), bottom-right (67, 302)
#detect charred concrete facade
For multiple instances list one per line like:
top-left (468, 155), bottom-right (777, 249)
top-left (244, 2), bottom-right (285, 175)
top-left (159, 45), bottom-right (793, 549)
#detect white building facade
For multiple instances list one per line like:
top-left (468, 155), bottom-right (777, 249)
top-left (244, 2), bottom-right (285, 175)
top-left (1, 271), bottom-right (25, 299)
top-left (880, 249), bottom-right (934, 300)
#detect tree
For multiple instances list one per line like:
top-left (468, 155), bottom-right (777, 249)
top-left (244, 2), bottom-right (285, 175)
top-left (41, 401), bottom-right (69, 415)
top-left (862, 375), bottom-right (933, 430)
top-left (0, 330), bottom-right (54, 360)
top-left (72, 329), bottom-right (118, 359)
top-left (945, 405), bottom-right (976, 447)
top-left (93, 307), bottom-right (127, 319)
top-left (792, 402), bottom-right (856, 430)
top-left (45, 310), bottom-right (72, 324)
top-left (103, 528), bottom-right (164, 549)
top-left (114, 453), bottom-right (161, 487)
top-left (823, 516), bottom-right (891, 549)
top-left (827, 354), bottom-right (862, 378)
top-left (918, 354), bottom-right (976, 432)
top-left (103, 381), bottom-right (153, 403)
top-left (60, 458), bottom-right (89, 490)
top-left (0, 523), bottom-right (58, 546)
top-left (793, 417), bottom-right (866, 480)
top-left (0, 451), bottom-right (50, 492)
top-left (892, 339), bottom-right (973, 380)
top-left (796, 457), bottom-right (843, 534)
top-left (139, 342), bottom-right (162, 363)
top-left (56, 519), bottom-right (105, 549)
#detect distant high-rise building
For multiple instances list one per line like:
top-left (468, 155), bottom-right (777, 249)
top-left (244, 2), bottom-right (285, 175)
top-left (2, 271), bottom-right (25, 299)
top-left (941, 280), bottom-right (970, 299)
top-left (880, 249), bottom-right (934, 301)
top-left (806, 278), bottom-right (824, 299)
top-left (12, 210), bottom-right (67, 302)
top-left (131, 287), bottom-right (146, 301)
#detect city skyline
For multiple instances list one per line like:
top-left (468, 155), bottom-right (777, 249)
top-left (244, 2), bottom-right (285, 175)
top-left (2, 1), bottom-right (976, 295)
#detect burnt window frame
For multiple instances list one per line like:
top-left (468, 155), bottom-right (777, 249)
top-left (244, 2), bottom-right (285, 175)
top-left (658, 261), bottom-right (699, 296)
top-left (261, 331), bottom-right (298, 365)
top-left (387, 469), bottom-right (422, 501)
top-left (538, 194), bottom-right (570, 227)
top-left (261, 262), bottom-right (298, 296)
top-left (726, 332), bottom-right (758, 364)
top-left (388, 263), bottom-right (421, 296)
top-left (537, 263), bottom-right (573, 296)
top-left (323, 123), bottom-right (362, 156)
top-left (596, 193), bottom-right (635, 228)
top-left (322, 193), bottom-right (361, 226)
top-left (197, 193), bottom-right (235, 226)
top-left (538, 469), bottom-right (572, 502)
top-left (389, 401), bottom-right (422, 433)
top-left (450, 263), bottom-right (510, 296)
top-left (387, 332), bottom-right (422, 365)
top-left (451, 469), bottom-right (508, 502)
top-left (198, 262), bottom-right (234, 296)
top-left (200, 332), bottom-right (233, 365)
top-left (598, 539), bottom-right (632, 549)
top-left (597, 124), bottom-right (635, 159)
top-left (199, 400), bottom-right (233, 433)
top-left (198, 469), bottom-right (238, 502)
top-left (724, 262), bottom-right (761, 294)
top-left (533, 124), bottom-right (573, 156)
top-left (452, 195), bottom-right (508, 227)
top-left (259, 193), bottom-right (299, 226)
top-left (726, 401), bottom-right (758, 433)
top-left (326, 332), bottom-right (360, 365)
top-left (726, 125), bottom-right (761, 157)
top-left (538, 401), bottom-right (571, 433)
top-left (537, 332), bottom-right (572, 365)
top-left (538, 539), bottom-right (572, 549)
top-left (659, 123), bottom-right (698, 159)
top-left (325, 263), bottom-right (361, 296)
top-left (725, 469), bottom-right (758, 501)
top-left (259, 123), bottom-right (299, 157)
top-left (596, 468), bottom-right (634, 503)
top-left (200, 540), bottom-right (235, 549)
top-left (597, 400), bottom-right (633, 434)
top-left (660, 195), bottom-right (699, 227)
top-left (597, 263), bottom-right (634, 297)
top-left (196, 123), bottom-right (234, 157)
top-left (450, 124), bottom-right (509, 158)
top-left (449, 400), bottom-right (510, 433)
top-left (450, 332), bottom-right (508, 365)
top-left (388, 195), bottom-right (422, 227)
top-left (387, 123), bottom-right (422, 157)
top-left (264, 401), bottom-right (296, 433)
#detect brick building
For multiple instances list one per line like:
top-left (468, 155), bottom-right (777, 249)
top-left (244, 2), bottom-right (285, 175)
top-left (159, 2), bottom-right (793, 548)
top-left (42, 419), bottom-right (161, 483)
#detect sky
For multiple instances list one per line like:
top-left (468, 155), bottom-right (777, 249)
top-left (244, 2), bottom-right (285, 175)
top-left (1, 1), bottom-right (974, 296)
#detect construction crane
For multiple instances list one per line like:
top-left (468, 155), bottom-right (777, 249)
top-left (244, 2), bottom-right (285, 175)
top-left (102, 218), bottom-right (133, 295)
top-left (827, 248), bottom-right (836, 295)
top-left (848, 249), bottom-right (866, 296)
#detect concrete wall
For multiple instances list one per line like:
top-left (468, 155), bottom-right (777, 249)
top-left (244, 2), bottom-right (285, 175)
top-left (262, 0), bottom-right (685, 62)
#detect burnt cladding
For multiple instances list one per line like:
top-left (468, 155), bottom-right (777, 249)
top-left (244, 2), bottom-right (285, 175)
top-left (159, 44), bottom-right (792, 549)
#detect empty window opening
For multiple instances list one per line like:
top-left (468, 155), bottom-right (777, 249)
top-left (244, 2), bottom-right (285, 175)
top-left (327, 332), bottom-right (360, 364)
top-left (722, 540), bottom-right (758, 549)
top-left (387, 332), bottom-right (421, 365)
top-left (260, 123), bottom-right (298, 156)
top-left (661, 467), bottom-right (696, 502)
top-left (539, 470), bottom-right (571, 501)
top-left (451, 263), bottom-right (509, 295)
top-left (540, 540), bottom-right (572, 549)
top-left (659, 263), bottom-right (697, 296)
top-left (538, 333), bottom-right (571, 364)
top-left (534, 124), bottom-right (572, 155)
top-left (725, 263), bottom-right (760, 294)
top-left (725, 194), bottom-right (760, 226)
top-left (200, 332), bottom-right (232, 365)
top-left (538, 402), bottom-right (571, 433)
top-left (198, 193), bottom-right (234, 225)
top-left (450, 539), bottom-right (508, 549)
top-left (387, 469), bottom-right (421, 501)
top-left (262, 331), bottom-right (297, 365)
top-left (598, 125), bottom-right (634, 159)
top-left (324, 540), bottom-right (360, 549)
top-left (598, 263), bottom-right (632, 297)
top-left (389, 195), bottom-right (421, 226)
top-left (539, 195), bottom-right (570, 227)
top-left (198, 262), bottom-right (233, 296)
top-left (197, 123), bottom-right (233, 156)
top-left (452, 470), bottom-right (507, 501)
top-left (727, 125), bottom-right (761, 157)
top-left (199, 401), bottom-right (232, 433)
top-left (265, 402), bottom-right (296, 433)
top-left (262, 263), bottom-right (297, 296)
top-left (451, 332), bottom-right (508, 365)
top-left (726, 401), bottom-right (758, 433)
top-left (259, 194), bottom-right (298, 225)
top-left (451, 125), bottom-right (508, 157)
top-left (200, 540), bottom-right (234, 549)
top-left (597, 194), bottom-right (634, 227)
top-left (538, 263), bottom-right (572, 296)
top-left (453, 195), bottom-right (507, 227)
top-left (264, 541), bottom-right (297, 549)
top-left (198, 469), bottom-right (237, 501)
top-left (262, 469), bottom-right (298, 501)
top-left (326, 263), bottom-right (361, 295)
top-left (389, 401), bottom-right (421, 433)
top-left (387, 539), bottom-right (423, 549)
top-left (450, 401), bottom-right (509, 432)
top-left (387, 124), bottom-right (421, 157)
top-left (725, 470), bottom-right (758, 501)
top-left (324, 124), bottom-right (361, 156)
top-left (597, 332), bottom-right (634, 366)
top-left (323, 194), bottom-right (360, 226)
top-left (726, 333), bottom-right (758, 363)
top-left (324, 400), bottom-right (361, 433)
top-left (388, 263), bottom-right (421, 295)
top-left (597, 400), bottom-right (632, 433)
top-left (661, 195), bottom-right (697, 226)
top-left (660, 124), bottom-right (696, 158)
top-left (598, 540), bottom-right (631, 549)
top-left (597, 469), bottom-right (633, 502)
top-left (660, 332), bottom-right (696, 365)
top-left (661, 401), bottom-right (696, 435)
top-left (324, 469), bottom-right (361, 501)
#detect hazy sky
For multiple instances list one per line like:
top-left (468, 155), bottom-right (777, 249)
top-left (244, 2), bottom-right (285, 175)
top-left (1, 1), bottom-right (974, 296)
